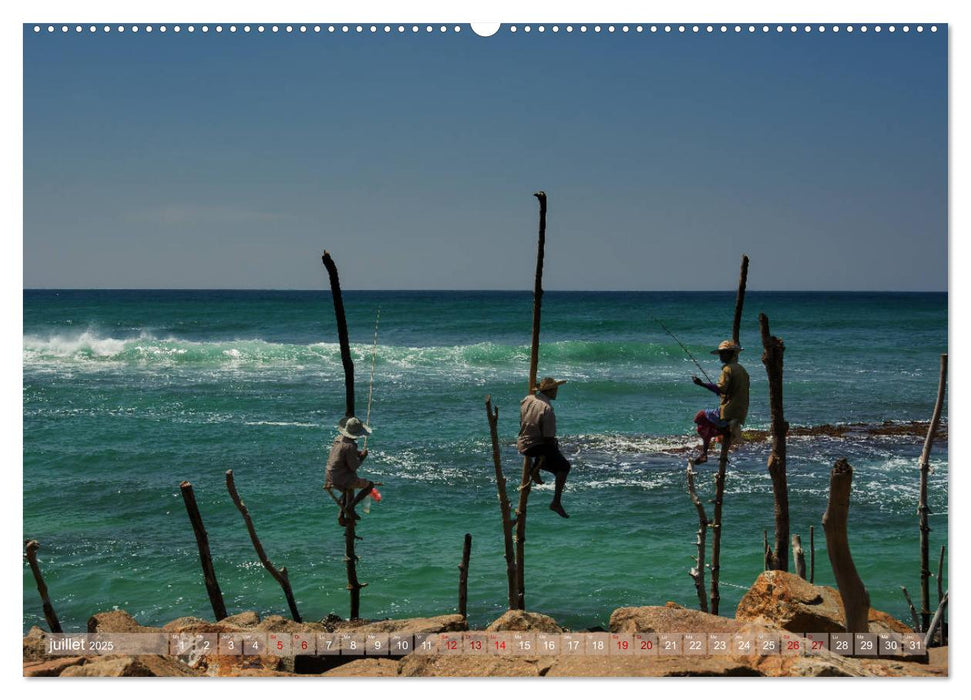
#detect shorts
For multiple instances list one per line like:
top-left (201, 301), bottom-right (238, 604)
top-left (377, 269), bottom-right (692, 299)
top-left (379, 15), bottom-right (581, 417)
top-left (326, 476), bottom-right (372, 491)
top-left (522, 443), bottom-right (571, 474)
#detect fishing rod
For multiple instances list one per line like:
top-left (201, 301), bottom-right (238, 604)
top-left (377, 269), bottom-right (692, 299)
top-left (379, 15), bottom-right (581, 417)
top-left (363, 307), bottom-right (380, 450)
top-left (653, 317), bottom-right (714, 385)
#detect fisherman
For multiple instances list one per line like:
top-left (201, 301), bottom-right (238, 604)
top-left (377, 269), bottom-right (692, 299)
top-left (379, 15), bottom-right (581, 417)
top-left (518, 376), bottom-right (572, 519)
top-left (324, 416), bottom-right (375, 526)
top-left (692, 340), bottom-right (750, 463)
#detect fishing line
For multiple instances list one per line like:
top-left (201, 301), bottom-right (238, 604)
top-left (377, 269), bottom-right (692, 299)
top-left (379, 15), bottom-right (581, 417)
top-left (653, 317), bottom-right (714, 385)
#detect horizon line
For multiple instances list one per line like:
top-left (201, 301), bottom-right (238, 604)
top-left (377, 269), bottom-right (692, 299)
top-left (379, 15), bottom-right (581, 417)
top-left (22, 287), bottom-right (949, 294)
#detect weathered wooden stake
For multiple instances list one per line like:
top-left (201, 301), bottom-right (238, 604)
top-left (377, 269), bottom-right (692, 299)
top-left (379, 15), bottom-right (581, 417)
top-left (810, 526), bottom-right (815, 583)
top-left (321, 251), bottom-right (356, 418)
top-left (792, 534), bottom-right (806, 580)
top-left (514, 190), bottom-right (548, 611)
top-left (179, 480), bottom-right (228, 620)
top-left (822, 459), bottom-right (869, 633)
top-left (919, 353), bottom-right (947, 632)
top-left (709, 435), bottom-right (732, 616)
top-left (458, 533), bottom-right (472, 618)
top-left (686, 461), bottom-right (709, 612)
top-left (731, 255), bottom-right (749, 346)
top-left (486, 395), bottom-right (518, 609)
top-left (226, 469), bottom-right (301, 622)
top-left (762, 530), bottom-right (770, 571)
top-left (901, 586), bottom-right (921, 632)
top-left (937, 544), bottom-right (947, 645)
top-left (24, 540), bottom-right (62, 633)
top-left (760, 313), bottom-right (789, 572)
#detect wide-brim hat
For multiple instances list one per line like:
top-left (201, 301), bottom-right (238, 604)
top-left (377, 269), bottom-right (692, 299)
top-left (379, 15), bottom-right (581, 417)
top-left (711, 340), bottom-right (742, 355)
top-left (338, 416), bottom-right (372, 439)
top-left (534, 376), bottom-right (568, 393)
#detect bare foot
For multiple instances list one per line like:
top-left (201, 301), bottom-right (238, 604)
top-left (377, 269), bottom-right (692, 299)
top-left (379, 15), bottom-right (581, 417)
top-left (550, 502), bottom-right (569, 518)
top-left (531, 465), bottom-right (544, 485)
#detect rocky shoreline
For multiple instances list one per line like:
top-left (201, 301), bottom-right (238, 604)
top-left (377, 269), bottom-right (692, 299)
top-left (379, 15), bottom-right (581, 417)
top-left (23, 571), bottom-right (947, 678)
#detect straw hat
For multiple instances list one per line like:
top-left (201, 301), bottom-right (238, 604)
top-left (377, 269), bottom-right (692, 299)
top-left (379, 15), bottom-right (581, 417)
top-left (534, 377), bottom-right (568, 393)
top-left (338, 416), bottom-right (372, 439)
top-left (711, 340), bottom-right (742, 355)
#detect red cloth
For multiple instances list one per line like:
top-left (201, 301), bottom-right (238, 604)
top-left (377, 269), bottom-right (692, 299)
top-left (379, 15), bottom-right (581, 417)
top-left (694, 410), bottom-right (725, 448)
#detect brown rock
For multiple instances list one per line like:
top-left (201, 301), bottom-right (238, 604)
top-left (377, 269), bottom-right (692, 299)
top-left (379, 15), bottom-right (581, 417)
top-left (324, 658), bottom-right (401, 677)
top-left (736, 570), bottom-right (912, 633)
top-left (22, 626), bottom-right (49, 662)
top-left (486, 610), bottom-right (563, 633)
top-left (23, 656), bottom-right (87, 677)
top-left (609, 605), bottom-right (742, 634)
top-left (87, 610), bottom-right (158, 634)
top-left (199, 654), bottom-right (291, 677)
top-left (350, 614), bottom-right (468, 636)
top-left (399, 654), bottom-right (548, 677)
top-left (59, 656), bottom-right (155, 677)
top-left (222, 611), bottom-right (261, 627)
top-left (545, 655), bottom-right (759, 677)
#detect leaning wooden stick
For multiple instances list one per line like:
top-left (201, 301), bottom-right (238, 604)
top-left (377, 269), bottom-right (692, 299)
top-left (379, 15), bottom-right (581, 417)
top-left (686, 461), bottom-right (709, 613)
top-left (180, 480), bottom-right (228, 620)
top-left (458, 533), bottom-right (472, 619)
top-left (822, 459), bottom-right (870, 633)
top-left (731, 254), bottom-right (749, 347)
top-left (760, 313), bottom-right (790, 572)
top-left (226, 469), bottom-right (301, 622)
top-left (901, 586), bottom-right (921, 632)
top-left (919, 353), bottom-right (947, 632)
top-left (923, 590), bottom-right (948, 650)
top-left (513, 190), bottom-right (548, 611)
top-left (321, 251), bottom-right (356, 418)
top-left (709, 435), bottom-right (732, 616)
top-left (486, 395), bottom-right (518, 609)
top-left (24, 540), bottom-right (62, 633)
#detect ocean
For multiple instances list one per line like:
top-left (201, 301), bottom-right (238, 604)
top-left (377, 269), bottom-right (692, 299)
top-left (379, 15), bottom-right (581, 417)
top-left (22, 290), bottom-right (948, 633)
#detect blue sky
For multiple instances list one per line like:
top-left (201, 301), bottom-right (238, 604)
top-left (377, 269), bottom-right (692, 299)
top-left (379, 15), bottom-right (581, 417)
top-left (23, 24), bottom-right (947, 290)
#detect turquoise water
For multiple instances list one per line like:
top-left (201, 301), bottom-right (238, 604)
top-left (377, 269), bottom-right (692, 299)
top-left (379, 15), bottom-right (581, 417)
top-left (23, 290), bottom-right (948, 633)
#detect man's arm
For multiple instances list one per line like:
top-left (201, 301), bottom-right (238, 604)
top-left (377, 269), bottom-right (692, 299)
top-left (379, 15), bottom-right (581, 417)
top-left (693, 375), bottom-right (722, 395)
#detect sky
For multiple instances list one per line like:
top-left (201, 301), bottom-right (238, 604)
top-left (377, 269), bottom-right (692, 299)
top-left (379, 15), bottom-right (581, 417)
top-left (22, 22), bottom-right (947, 291)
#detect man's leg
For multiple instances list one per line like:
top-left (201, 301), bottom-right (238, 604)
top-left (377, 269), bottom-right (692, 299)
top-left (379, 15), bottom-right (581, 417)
top-left (547, 448), bottom-right (571, 519)
top-left (349, 480), bottom-right (375, 510)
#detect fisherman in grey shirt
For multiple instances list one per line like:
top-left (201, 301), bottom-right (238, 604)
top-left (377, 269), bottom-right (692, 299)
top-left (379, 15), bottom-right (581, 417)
top-left (325, 416), bottom-right (375, 526)
top-left (518, 376), bottom-right (572, 518)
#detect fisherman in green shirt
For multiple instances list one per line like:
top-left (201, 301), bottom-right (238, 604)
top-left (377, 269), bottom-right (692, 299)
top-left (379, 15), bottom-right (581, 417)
top-left (692, 340), bottom-right (750, 463)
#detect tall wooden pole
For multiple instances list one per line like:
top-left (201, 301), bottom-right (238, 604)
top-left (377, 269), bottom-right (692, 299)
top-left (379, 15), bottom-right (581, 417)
top-left (226, 470), bottom-right (301, 622)
top-left (919, 354), bottom-right (947, 632)
top-left (731, 255), bottom-right (749, 346)
top-left (514, 191), bottom-right (548, 611)
top-left (685, 462), bottom-right (709, 612)
top-left (24, 540), bottom-right (62, 633)
top-left (321, 251), bottom-right (355, 418)
top-left (760, 313), bottom-right (789, 571)
top-left (179, 481), bottom-right (228, 621)
top-left (486, 396), bottom-right (518, 609)
top-left (344, 514), bottom-right (365, 619)
top-left (822, 459), bottom-right (870, 633)
top-left (709, 435), bottom-right (731, 616)
top-left (458, 533), bottom-right (472, 618)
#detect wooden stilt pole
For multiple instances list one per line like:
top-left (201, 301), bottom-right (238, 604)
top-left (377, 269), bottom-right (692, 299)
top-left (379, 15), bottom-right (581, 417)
top-left (321, 251), bottom-right (356, 419)
top-left (686, 461), bottom-right (709, 612)
top-left (822, 459), bottom-right (870, 633)
top-left (760, 313), bottom-right (789, 572)
top-left (486, 396), bottom-right (518, 609)
top-left (709, 435), bottom-right (732, 616)
top-left (731, 255), bottom-right (749, 347)
top-left (344, 508), bottom-right (366, 620)
top-left (919, 354), bottom-right (947, 632)
top-left (179, 481), bottom-right (228, 620)
top-left (458, 533), bottom-right (472, 618)
top-left (24, 540), bottom-right (62, 633)
top-left (937, 544), bottom-right (946, 645)
top-left (514, 190), bottom-right (548, 611)
top-left (226, 470), bottom-right (301, 622)
top-left (923, 591), bottom-right (948, 649)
